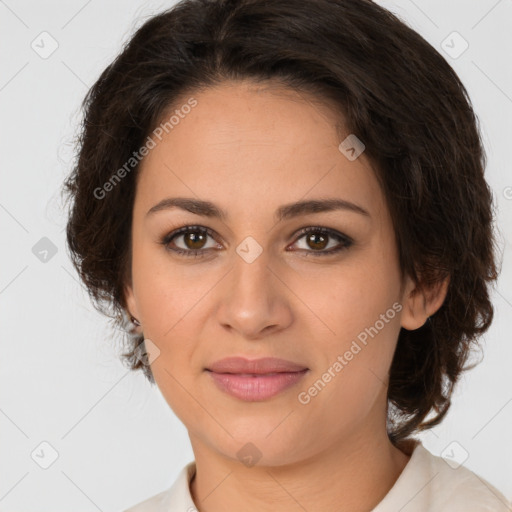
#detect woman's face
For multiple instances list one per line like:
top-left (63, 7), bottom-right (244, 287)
top-left (125, 80), bottom-right (421, 466)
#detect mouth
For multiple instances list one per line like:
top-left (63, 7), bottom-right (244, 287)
top-left (206, 356), bottom-right (308, 374)
top-left (205, 357), bottom-right (309, 401)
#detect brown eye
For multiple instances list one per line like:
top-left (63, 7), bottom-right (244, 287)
top-left (161, 225), bottom-right (219, 257)
top-left (182, 230), bottom-right (208, 250)
top-left (160, 225), bottom-right (353, 259)
top-left (291, 227), bottom-right (353, 256)
top-left (305, 232), bottom-right (329, 251)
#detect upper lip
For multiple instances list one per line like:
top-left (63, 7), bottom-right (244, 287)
top-left (206, 357), bottom-right (308, 374)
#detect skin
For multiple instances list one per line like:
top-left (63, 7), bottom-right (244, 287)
top-left (124, 80), bottom-right (448, 512)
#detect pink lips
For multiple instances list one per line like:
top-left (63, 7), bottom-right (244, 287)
top-left (205, 357), bottom-right (309, 401)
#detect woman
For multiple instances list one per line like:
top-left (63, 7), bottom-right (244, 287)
top-left (62, 0), bottom-right (511, 510)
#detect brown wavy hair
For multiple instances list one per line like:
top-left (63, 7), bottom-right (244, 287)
top-left (62, 0), bottom-right (500, 443)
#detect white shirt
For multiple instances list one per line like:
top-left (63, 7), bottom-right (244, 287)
top-left (123, 439), bottom-right (511, 511)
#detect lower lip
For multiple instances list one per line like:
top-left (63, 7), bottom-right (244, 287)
top-left (207, 370), bottom-right (309, 401)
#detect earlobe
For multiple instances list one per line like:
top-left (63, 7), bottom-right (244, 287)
top-left (400, 275), bottom-right (450, 331)
top-left (123, 283), bottom-right (140, 325)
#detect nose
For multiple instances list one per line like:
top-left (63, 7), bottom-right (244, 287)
top-left (215, 247), bottom-right (294, 340)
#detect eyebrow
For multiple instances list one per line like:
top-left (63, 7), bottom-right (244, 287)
top-left (146, 197), bottom-right (370, 221)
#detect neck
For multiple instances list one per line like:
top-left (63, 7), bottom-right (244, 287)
top-left (189, 418), bottom-right (412, 512)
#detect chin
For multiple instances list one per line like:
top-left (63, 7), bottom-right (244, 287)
top-left (202, 419), bottom-right (309, 468)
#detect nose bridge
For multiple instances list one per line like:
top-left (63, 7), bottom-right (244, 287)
top-left (216, 237), bottom-right (292, 337)
top-left (230, 238), bottom-right (274, 305)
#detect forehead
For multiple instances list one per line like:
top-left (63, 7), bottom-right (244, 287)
top-left (134, 80), bottom-right (385, 220)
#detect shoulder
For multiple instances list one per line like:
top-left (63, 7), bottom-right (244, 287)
top-left (122, 461), bottom-right (197, 512)
top-left (123, 487), bottom-right (173, 512)
top-left (410, 441), bottom-right (511, 511)
top-left (374, 439), bottom-right (511, 512)
top-left (426, 446), bottom-right (511, 511)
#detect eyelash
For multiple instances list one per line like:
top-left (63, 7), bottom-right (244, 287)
top-left (159, 225), bottom-right (353, 258)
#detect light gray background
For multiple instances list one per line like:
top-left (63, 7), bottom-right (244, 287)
top-left (1, 0), bottom-right (511, 510)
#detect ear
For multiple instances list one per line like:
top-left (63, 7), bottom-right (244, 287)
top-left (123, 282), bottom-right (140, 326)
top-left (400, 274), bottom-right (450, 330)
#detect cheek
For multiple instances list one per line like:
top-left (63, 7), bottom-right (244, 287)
top-left (149, 359), bottom-right (208, 439)
top-left (296, 240), bottom-right (402, 393)
top-left (132, 243), bottom-right (203, 330)
top-left (298, 309), bottom-right (400, 432)
top-left (299, 252), bottom-right (401, 346)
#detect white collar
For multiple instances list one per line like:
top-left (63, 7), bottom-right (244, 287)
top-left (124, 439), bottom-right (511, 511)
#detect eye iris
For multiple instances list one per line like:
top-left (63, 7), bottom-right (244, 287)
top-left (185, 231), bottom-right (207, 250)
top-left (307, 232), bottom-right (328, 250)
